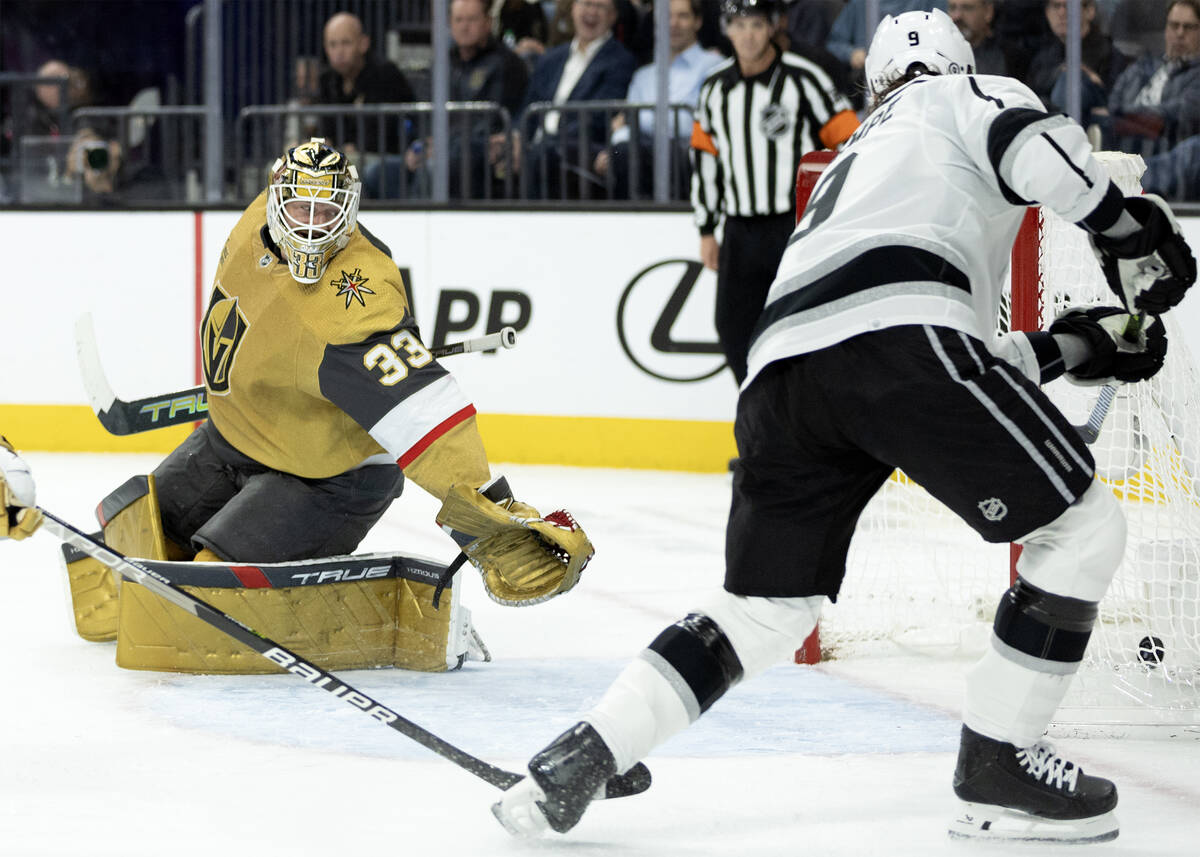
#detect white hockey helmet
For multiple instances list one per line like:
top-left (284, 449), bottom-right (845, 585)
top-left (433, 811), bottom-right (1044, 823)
top-left (266, 137), bottom-right (362, 284)
top-left (864, 8), bottom-right (975, 102)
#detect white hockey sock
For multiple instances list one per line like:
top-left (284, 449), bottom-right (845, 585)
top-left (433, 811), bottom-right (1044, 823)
top-left (1017, 479), bottom-right (1125, 602)
top-left (964, 644), bottom-right (1075, 748)
top-left (586, 594), bottom-right (823, 773)
top-left (585, 656), bottom-right (692, 774)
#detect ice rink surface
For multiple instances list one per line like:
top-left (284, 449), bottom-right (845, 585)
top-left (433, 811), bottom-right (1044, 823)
top-left (2, 453), bottom-right (1198, 856)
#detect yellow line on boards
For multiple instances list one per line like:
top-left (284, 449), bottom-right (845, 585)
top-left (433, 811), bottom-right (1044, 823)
top-left (0, 405), bottom-right (738, 472)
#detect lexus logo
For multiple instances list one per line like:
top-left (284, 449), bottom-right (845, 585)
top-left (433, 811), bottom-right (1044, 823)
top-left (616, 259), bottom-right (725, 382)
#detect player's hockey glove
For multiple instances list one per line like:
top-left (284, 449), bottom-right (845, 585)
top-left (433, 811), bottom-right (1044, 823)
top-left (1048, 307), bottom-right (1167, 385)
top-left (436, 476), bottom-right (594, 606)
top-left (0, 436), bottom-right (42, 540)
top-left (1090, 194), bottom-right (1195, 315)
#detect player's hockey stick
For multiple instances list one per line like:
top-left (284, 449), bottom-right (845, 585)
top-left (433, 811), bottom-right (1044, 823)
top-left (1070, 312), bottom-right (1143, 444)
top-left (1074, 383), bottom-right (1119, 444)
top-left (39, 509), bottom-right (650, 799)
top-left (75, 314), bottom-right (518, 436)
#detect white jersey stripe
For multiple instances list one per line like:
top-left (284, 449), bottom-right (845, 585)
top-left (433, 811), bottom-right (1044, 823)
top-left (745, 74), bottom-right (1118, 390)
top-left (926, 326), bottom-right (1076, 503)
top-left (368, 374), bottom-right (473, 465)
top-left (728, 87), bottom-right (752, 214)
top-left (987, 356), bottom-right (1093, 474)
top-left (997, 115), bottom-right (1075, 184)
top-left (747, 290), bottom-right (978, 373)
top-left (770, 232), bottom-right (973, 305)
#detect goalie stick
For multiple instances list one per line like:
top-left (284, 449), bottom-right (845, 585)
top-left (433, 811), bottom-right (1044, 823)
top-left (75, 314), bottom-right (518, 436)
top-left (39, 509), bottom-right (650, 799)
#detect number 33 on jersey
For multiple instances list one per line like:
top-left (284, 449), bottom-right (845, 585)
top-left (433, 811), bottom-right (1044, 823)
top-left (199, 189), bottom-right (489, 496)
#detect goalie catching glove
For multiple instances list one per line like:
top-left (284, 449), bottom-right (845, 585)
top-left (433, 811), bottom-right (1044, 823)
top-left (0, 437), bottom-right (42, 540)
top-left (1049, 307), bottom-right (1167, 386)
top-left (436, 476), bottom-right (594, 606)
top-left (1091, 194), bottom-right (1196, 315)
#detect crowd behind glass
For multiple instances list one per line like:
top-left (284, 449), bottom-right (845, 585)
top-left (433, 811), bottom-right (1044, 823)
top-left (2, 0), bottom-right (1198, 205)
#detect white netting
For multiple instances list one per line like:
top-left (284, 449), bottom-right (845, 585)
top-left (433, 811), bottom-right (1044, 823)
top-left (817, 152), bottom-right (1200, 728)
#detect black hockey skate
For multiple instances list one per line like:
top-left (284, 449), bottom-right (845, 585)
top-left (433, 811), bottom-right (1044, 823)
top-left (492, 721), bottom-right (620, 837)
top-left (949, 725), bottom-right (1118, 843)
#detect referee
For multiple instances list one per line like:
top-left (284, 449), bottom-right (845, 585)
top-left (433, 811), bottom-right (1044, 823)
top-left (691, 0), bottom-right (858, 384)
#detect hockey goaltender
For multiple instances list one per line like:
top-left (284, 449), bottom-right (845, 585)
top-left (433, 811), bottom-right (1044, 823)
top-left (52, 138), bottom-right (595, 675)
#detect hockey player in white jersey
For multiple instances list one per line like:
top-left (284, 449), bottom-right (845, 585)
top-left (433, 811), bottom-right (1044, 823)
top-left (492, 8), bottom-right (1195, 845)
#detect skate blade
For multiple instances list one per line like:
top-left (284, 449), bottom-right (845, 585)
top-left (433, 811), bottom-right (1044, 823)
top-left (596, 762), bottom-right (652, 800)
top-left (949, 801), bottom-right (1119, 843)
top-left (491, 779), bottom-right (551, 839)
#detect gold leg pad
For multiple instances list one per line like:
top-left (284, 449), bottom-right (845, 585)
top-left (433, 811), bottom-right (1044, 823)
top-left (115, 576), bottom-right (459, 674)
top-left (65, 474), bottom-right (172, 642)
top-left (65, 555), bottom-right (121, 642)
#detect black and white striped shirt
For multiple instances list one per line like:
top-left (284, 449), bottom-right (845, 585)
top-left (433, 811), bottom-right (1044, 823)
top-left (690, 50), bottom-right (856, 233)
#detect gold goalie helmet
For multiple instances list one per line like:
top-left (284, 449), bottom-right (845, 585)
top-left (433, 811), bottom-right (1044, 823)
top-left (266, 138), bottom-right (362, 284)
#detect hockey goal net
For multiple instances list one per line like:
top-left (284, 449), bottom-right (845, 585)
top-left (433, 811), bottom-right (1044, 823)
top-left (802, 151), bottom-right (1200, 729)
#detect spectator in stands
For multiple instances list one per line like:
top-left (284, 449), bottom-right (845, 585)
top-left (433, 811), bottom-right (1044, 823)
top-left (65, 126), bottom-right (122, 200)
top-left (510, 0), bottom-right (636, 198)
top-left (696, 0), bottom-right (733, 51)
top-left (949, 0), bottom-right (1029, 77)
top-left (317, 11), bottom-right (416, 155)
top-left (493, 0), bottom-right (551, 61)
top-left (1141, 132), bottom-right (1200, 200)
top-left (995, 0), bottom-right (1051, 61)
top-left (1103, 0), bottom-right (1200, 154)
top-left (448, 0), bottom-right (531, 125)
top-left (826, 0), bottom-right (947, 103)
top-left (539, 0), bottom-right (644, 54)
top-left (593, 0), bottom-right (722, 198)
top-left (15, 60), bottom-right (123, 202)
top-left (1109, 0), bottom-right (1170, 59)
top-left (1095, 0), bottom-right (1119, 27)
top-left (368, 0), bottom-right (531, 198)
top-left (1024, 0), bottom-right (1124, 117)
top-left (776, 2), bottom-right (855, 98)
top-left (781, 0), bottom-right (841, 52)
top-left (26, 60), bottom-right (76, 137)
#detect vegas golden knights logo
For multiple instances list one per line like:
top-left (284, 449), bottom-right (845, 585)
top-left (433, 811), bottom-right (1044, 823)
top-left (201, 286), bottom-right (248, 393)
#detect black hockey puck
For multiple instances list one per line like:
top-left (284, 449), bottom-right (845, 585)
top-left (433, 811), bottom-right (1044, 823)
top-left (1137, 635), bottom-right (1165, 667)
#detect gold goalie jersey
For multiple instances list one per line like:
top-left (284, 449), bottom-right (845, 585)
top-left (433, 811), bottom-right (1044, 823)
top-left (202, 191), bottom-right (490, 499)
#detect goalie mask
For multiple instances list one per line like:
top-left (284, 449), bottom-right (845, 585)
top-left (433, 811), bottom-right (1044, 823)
top-left (864, 8), bottom-right (975, 103)
top-left (266, 138), bottom-right (362, 284)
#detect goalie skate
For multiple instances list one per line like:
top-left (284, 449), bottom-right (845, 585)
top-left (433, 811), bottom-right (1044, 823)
top-left (948, 726), bottom-right (1118, 843)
